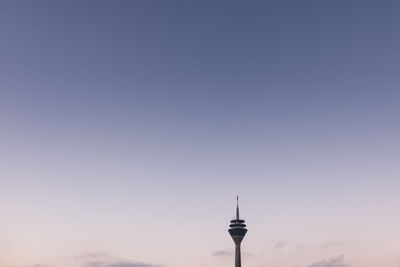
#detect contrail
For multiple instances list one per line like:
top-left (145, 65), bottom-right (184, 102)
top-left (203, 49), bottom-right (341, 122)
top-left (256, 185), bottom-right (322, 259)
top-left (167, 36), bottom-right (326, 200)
top-left (59, 199), bottom-right (81, 211)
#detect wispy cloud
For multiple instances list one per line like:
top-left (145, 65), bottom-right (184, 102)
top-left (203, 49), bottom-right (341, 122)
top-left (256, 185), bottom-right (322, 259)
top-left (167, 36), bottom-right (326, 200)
top-left (212, 250), bottom-right (233, 257)
top-left (76, 252), bottom-right (160, 267)
top-left (212, 249), bottom-right (252, 258)
top-left (274, 241), bottom-right (287, 250)
top-left (29, 251), bottom-right (160, 267)
top-left (59, 199), bottom-right (81, 211)
top-left (107, 263), bottom-right (160, 267)
top-left (75, 252), bottom-right (114, 262)
top-left (321, 241), bottom-right (342, 250)
top-left (305, 255), bottom-right (349, 267)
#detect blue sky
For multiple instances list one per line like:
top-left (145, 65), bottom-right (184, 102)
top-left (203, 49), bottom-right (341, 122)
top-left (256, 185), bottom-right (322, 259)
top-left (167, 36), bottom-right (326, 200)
top-left (1, 1), bottom-right (400, 267)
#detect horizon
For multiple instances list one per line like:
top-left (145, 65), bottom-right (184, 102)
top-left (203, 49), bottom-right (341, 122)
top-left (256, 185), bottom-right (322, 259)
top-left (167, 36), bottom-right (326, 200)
top-left (1, 1), bottom-right (400, 267)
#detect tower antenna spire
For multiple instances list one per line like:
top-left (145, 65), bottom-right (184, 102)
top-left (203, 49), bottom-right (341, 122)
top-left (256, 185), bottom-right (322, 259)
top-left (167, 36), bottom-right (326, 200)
top-left (236, 195), bottom-right (239, 220)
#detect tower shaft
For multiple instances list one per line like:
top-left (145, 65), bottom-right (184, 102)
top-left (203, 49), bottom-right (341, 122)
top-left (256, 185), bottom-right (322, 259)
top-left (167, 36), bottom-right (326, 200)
top-left (235, 243), bottom-right (241, 267)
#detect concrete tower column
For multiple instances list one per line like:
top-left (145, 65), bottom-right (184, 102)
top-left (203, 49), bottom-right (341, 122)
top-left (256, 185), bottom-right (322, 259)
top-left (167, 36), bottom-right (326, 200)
top-left (235, 243), bottom-right (241, 267)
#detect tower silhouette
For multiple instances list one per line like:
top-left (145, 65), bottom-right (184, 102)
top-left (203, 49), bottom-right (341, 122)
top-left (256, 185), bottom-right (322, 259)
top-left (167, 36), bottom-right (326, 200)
top-left (228, 196), bottom-right (247, 267)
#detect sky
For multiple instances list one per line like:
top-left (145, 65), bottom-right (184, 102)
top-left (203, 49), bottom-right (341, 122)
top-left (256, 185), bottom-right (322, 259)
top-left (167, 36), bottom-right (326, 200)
top-left (1, 1), bottom-right (400, 267)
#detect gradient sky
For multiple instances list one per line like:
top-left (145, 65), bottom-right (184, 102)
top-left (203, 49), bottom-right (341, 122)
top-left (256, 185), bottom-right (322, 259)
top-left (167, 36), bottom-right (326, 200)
top-left (1, 1), bottom-right (400, 267)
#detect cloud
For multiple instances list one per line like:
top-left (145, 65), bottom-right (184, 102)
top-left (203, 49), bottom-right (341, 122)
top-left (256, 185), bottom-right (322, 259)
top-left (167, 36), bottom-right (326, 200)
top-left (75, 252), bottom-right (160, 267)
top-left (212, 249), bottom-right (252, 258)
top-left (321, 242), bottom-right (342, 250)
top-left (75, 251), bottom-right (115, 266)
top-left (305, 255), bottom-right (349, 267)
top-left (58, 199), bottom-right (81, 211)
top-left (85, 262), bottom-right (159, 267)
top-left (107, 263), bottom-right (160, 267)
top-left (212, 250), bottom-right (234, 257)
top-left (75, 252), bottom-right (115, 262)
top-left (30, 265), bottom-right (52, 267)
top-left (274, 241), bottom-right (287, 250)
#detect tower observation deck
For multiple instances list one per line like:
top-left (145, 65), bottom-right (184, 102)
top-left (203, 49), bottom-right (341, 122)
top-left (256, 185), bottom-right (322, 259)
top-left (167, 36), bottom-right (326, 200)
top-left (228, 196), bottom-right (247, 267)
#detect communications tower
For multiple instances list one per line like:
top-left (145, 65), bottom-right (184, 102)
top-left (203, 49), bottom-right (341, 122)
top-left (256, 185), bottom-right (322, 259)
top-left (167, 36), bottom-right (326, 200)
top-left (228, 196), bottom-right (247, 267)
